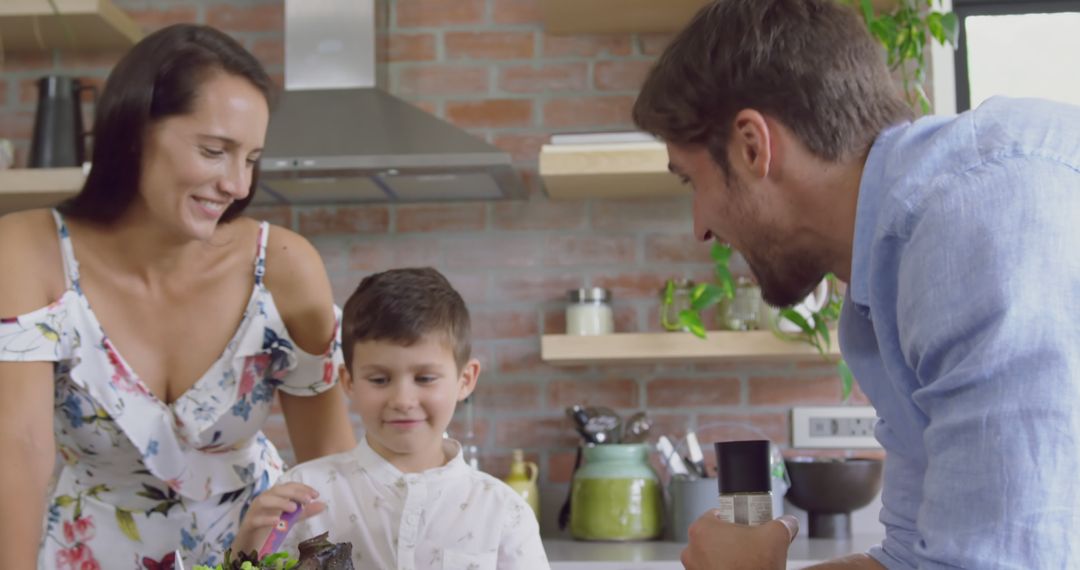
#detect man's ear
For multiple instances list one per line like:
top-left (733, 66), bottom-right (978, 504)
top-left (457, 358), bottom-right (481, 401)
top-left (731, 109), bottom-right (773, 179)
top-left (339, 364), bottom-right (353, 392)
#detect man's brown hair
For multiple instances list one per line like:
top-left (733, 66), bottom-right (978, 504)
top-left (341, 267), bottom-right (471, 369)
top-left (633, 0), bottom-right (912, 176)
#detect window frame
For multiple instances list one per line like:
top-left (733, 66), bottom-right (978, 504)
top-left (952, 0), bottom-right (1080, 111)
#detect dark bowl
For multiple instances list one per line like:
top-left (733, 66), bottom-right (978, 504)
top-left (784, 457), bottom-right (884, 538)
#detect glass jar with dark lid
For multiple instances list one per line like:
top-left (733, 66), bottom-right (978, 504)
top-left (566, 287), bottom-right (613, 335)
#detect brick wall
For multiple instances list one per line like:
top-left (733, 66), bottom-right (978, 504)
top-left (1, 0), bottom-right (875, 535)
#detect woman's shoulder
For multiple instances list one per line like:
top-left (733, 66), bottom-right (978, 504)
top-left (254, 220), bottom-right (336, 353)
top-left (0, 208), bottom-right (58, 243)
top-left (0, 209), bottom-right (66, 314)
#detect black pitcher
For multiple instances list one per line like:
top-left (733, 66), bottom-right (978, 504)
top-left (29, 75), bottom-right (97, 168)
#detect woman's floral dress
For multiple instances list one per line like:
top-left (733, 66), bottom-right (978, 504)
top-left (0, 211), bottom-right (343, 569)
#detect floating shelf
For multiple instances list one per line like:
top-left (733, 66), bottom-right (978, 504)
top-left (539, 141), bottom-right (684, 200)
top-left (540, 0), bottom-right (709, 34)
top-left (0, 168), bottom-right (83, 214)
top-left (0, 0), bottom-right (143, 54)
top-left (541, 331), bottom-right (840, 366)
top-left (540, 0), bottom-right (900, 35)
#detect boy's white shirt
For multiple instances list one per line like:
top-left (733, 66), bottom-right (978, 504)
top-left (276, 436), bottom-right (551, 570)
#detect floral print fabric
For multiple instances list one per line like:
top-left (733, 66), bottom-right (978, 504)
top-left (0, 211), bottom-right (342, 568)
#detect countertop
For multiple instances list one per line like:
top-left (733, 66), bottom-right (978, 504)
top-left (544, 534), bottom-right (884, 569)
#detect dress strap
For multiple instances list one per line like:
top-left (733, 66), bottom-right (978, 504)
top-left (254, 221), bottom-right (270, 285)
top-left (50, 209), bottom-right (81, 292)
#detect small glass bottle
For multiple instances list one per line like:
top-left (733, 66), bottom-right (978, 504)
top-left (660, 278), bottom-right (695, 332)
top-left (565, 288), bottom-right (614, 335)
top-left (719, 276), bottom-right (762, 331)
top-left (461, 396), bottom-right (481, 471)
top-left (504, 449), bottom-right (540, 520)
top-left (715, 440), bottom-right (774, 525)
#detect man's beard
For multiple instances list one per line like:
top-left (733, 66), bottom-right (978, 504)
top-left (745, 247), bottom-right (824, 308)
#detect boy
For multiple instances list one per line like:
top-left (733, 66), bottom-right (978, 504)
top-left (233, 267), bottom-right (550, 569)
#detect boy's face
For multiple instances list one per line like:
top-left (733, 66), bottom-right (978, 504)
top-left (341, 332), bottom-right (480, 472)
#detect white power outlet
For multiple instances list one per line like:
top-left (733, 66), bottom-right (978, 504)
top-left (791, 406), bottom-right (881, 449)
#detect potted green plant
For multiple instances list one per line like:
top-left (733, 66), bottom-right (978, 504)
top-left (660, 244), bottom-right (855, 400)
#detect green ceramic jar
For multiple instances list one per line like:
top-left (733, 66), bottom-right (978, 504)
top-left (569, 443), bottom-right (663, 541)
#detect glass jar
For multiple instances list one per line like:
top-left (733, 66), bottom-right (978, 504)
top-left (659, 278), bottom-right (695, 332)
top-left (566, 288), bottom-right (614, 335)
top-left (569, 443), bottom-right (662, 541)
top-left (719, 276), bottom-right (762, 331)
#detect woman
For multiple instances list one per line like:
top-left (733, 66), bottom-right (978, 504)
top-left (0, 24), bottom-right (356, 568)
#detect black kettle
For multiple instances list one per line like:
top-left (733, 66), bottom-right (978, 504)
top-left (29, 75), bottom-right (98, 169)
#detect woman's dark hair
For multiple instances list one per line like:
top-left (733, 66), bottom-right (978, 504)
top-left (59, 23), bottom-right (275, 224)
top-left (633, 0), bottom-right (912, 177)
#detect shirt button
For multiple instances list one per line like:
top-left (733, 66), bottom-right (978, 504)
top-left (406, 513), bottom-right (419, 524)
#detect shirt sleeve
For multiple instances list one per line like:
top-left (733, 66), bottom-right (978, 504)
top-left (496, 494), bottom-right (551, 570)
top-left (277, 305), bottom-right (344, 396)
top-left (0, 303), bottom-right (69, 363)
top-left (878, 156), bottom-right (1080, 568)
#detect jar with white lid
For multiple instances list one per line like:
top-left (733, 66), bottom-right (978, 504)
top-left (565, 288), bottom-right (614, 335)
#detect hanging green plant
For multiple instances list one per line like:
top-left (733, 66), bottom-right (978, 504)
top-left (843, 0), bottom-right (959, 114)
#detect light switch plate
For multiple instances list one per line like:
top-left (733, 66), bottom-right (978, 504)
top-left (791, 406), bottom-right (881, 449)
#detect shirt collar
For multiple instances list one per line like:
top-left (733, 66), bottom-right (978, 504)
top-left (849, 121), bottom-right (908, 308)
top-left (351, 435), bottom-right (469, 488)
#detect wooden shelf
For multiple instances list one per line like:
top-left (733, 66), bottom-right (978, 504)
top-left (541, 0), bottom-right (709, 34)
top-left (540, 0), bottom-right (900, 35)
top-left (541, 331), bottom-right (840, 366)
top-left (0, 0), bottom-right (143, 54)
top-left (539, 141), bottom-right (685, 200)
top-left (0, 168), bottom-right (83, 214)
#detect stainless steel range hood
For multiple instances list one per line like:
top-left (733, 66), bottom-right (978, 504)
top-left (257, 0), bottom-right (524, 204)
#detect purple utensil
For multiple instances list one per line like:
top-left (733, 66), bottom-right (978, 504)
top-left (258, 501), bottom-right (304, 558)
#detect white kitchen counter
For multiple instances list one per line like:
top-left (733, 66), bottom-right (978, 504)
top-left (544, 534), bottom-right (884, 569)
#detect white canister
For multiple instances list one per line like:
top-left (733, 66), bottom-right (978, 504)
top-left (565, 288), bottom-right (614, 335)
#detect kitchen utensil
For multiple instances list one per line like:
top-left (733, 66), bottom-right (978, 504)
top-left (684, 431), bottom-right (707, 477)
top-left (259, 501), bottom-right (304, 558)
top-left (622, 411), bottom-right (652, 443)
top-left (656, 435), bottom-right (690, 477)
top-left (566, 405), bottom-right (598, 444)
top-left (557, 445), bottom-right (584, 531)
top-left (583, 406), bottom-right (621, 444)
top-left (29, 75), bottom-right (97, 168)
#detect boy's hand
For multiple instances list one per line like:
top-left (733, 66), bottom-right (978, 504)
top-left (233, 482), bottom-right (326, 554)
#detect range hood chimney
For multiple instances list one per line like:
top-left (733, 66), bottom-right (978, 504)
top-left (257, 0), bottom-right (525, 204)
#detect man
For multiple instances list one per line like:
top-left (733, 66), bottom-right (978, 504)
top-left (632, 0), bottom-right (1080, 568)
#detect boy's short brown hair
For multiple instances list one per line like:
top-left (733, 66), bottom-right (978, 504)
top-left (341, 267), bottom-right (472, 369)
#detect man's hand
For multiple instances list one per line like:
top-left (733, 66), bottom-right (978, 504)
top-left (681, 512), bottom-right (799, 570)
